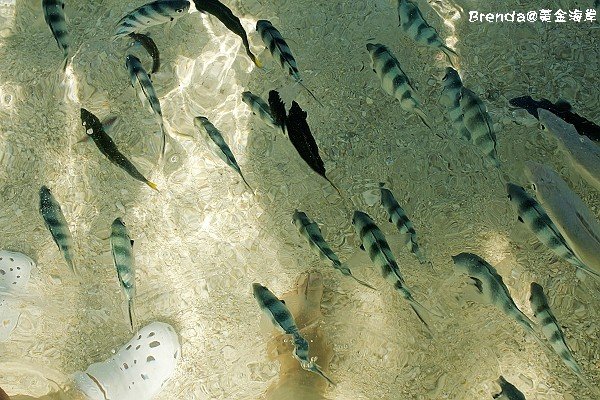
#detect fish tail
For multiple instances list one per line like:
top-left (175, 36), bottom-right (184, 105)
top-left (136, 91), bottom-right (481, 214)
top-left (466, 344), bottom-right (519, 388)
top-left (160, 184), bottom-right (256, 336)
top-left (158, 123), bottom-right (167, 165)
top-left (253, 55), bottom-right (263, 68)
top-left (128, 298), bottom-right (136, 333)
top-left (324, 176), bottom-right (342, 196)
top-left (414, 108), bottom-right (436, 134)
top-left (146, 180), bottom-right (159, 191)
top-left (298, 80), bottom-right (324, 107)
top-left (239, 172), bottom-right (254, 193)
top-left (441, 45), bottom-right (458, 67)
top-left (308, 363), bottom-right (336, 386)
top-left (348, 271), bottom-right (377, 290)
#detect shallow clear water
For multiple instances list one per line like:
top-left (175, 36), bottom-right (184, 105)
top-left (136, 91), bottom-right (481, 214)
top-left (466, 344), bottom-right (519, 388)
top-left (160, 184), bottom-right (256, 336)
top-left (0, 0), bottom-right (599, 399)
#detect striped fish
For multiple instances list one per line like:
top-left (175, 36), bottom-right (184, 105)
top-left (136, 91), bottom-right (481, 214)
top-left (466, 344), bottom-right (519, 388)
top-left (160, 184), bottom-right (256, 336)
top-left (42, 0), bottom-right (70, 69)
top-left (492, 376), bottom-right (525, 400)
top-left (241, 91), bottom-right (277, 129)
top-left (451, 253), bottom-right (539, 342)
top-left (110, 218), bottom-right (136, 332)
top-left (126, 54), bottom-right (167, 162)
top-left (252, 283), bottom-right (335, 385)
top-left (396, 0), bottom-right (458, 65)
top-left (459, 87), bottom-right (499, 166)
top-left (352, 211), bottom-right (437, 330)
top-left (39, 186), bottom-right (75, 274)
top-left (506, 183), bottom-right (599, 278)
top-left (256, 20), bottom-right (321, 105)
top-left (194, 116), bottom-right (252, 191)
top-left (366, 43), bottom-right (431, 129)
top-left (114, 0), bottom-right (190, 38)
top-left (292, 210), bottom-right (375, 289)
top-left (439, 67), bottom-right (470, 140)
top-left (379, 185), bottom-right (428, 265)
top-left (129, 33), bottom-right (160, 74)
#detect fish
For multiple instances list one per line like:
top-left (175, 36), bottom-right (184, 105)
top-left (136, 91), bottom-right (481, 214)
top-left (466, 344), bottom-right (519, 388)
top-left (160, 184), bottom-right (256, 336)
top-left (292, 210), bottom-right (375, 289)
top-left (42, 0), bottom-right (70, 69)
top-left (192, 0), bottom-right (262, 67)
top-left (39, 186), bottom-right (76, 274)
top-left (242, 91), bottom-right (278, 129)
top-left (268, 90), bottom-right (287, 134)
top-left (524, 162), bottom-right (600, 276)
top-left (80, 108), bottom-right (158, 191)
top-left (459, 87), bottom-right (499, 166)
top-left (252, 283), bottom-right (335, 385)
top-left (110, 218), bottom-right (136, 332)
top-left (451, 253), bottom-right (539, 342)
top-left (366, 43), bottom-right (431, 129)
top-left (529, 282), bottom-right (591, 387)
top-left (129, 33), bottom-right (160, 74)
top-left (194, 116), bottom-right (252, 191)
top-left (352, 211), bottom-right (436, 330)
top-left (114, 0), bottom-right (190, 39)
top-left (125, 54), bottom-right (167, 162)
top-left (439, 67), bottom-right (470, 140)
top-left (538, 109), bottom-right (600, 192)
top-left (285, 101), bottom-right (341, 195)
top-left (506, 183), bottom-right (599, 279)
top-left (255, 20), bottom-right (321, 105)
top-left (492, 376), bottom-right (525, 400)
top-left (379, 184), bottom-right (428, 265)
top-left (508, 96), bottom-right (599, 142)
top-left (395, 0), bottom-right (458, 66)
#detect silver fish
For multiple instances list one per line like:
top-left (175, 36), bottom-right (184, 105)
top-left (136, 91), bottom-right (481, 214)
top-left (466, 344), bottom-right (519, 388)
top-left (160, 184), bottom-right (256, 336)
top-left (252, 283), bottom-right (335, 385)
top-left (439, 67), bottom-right (470, 140)
top-left (459, 87), bottom-right (499, 166)
top-left (366, 43), bottom-right (431, 129)
top-left (492, 376), bottom-right (525, 400)
top-left (39, 186), bottom-right (75, 274)
top-left (506, 183), bottom-right (599, 279)
top-left (395, 0), bottom-right (458, 65)
top-left (115, 0), bottom-right (191, 39)
top-left (110, 218), bottom-right (136, 332)
top-left (524, 162), bottom-right (600, 275)
top-left (194, 116), bottom-right (252, 191)
top-left (379, 184), bottom-right (428, 266)
top-left (538, 109), bottom-right (600, 192)
top-left (125, 54), bottom-right (167, 161)
top-left (241, 91), bottom-right (277, 129)
top-left (451, 253), bottom-right (539, 341)
top-left (256, 20), bottom-right (321, 105)
top-left (292, 210), bottom-right (375, 290)
top-left (42, 0), bottom-right (70, 68)
top-left (352, 211), bottom-right (436, 330)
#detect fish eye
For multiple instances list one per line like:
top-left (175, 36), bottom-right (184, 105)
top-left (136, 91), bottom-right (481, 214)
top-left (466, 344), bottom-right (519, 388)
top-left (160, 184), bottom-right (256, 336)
top-left (531, 183), bottom-right (537, 191)
top-left (177, 8), bottom-right (184, 12)
top-left (539, 123), bottom-right (546, 131)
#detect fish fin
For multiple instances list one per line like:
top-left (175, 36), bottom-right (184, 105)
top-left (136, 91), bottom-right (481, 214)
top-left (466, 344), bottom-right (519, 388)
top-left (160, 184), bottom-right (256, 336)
top-left (101, 115), bottom-right (119, 133)
top-left (441, 46), bottom-right (457, 68)
top-left (349, 273), bottom-right (377, 290)
top-left (306, 361), bottom-right (336, 386)
top-left (298, 81), bottom-right (324, 107)
top-left (76, 135), bottom-right (92, 144)
top-left (517, 216), bottom-right (524, 223)
top-left (280, 300), bottom-right (285, 305)
top-left (253, 57), bottom-right (263, 68)
top-left (146, 181), bottom-right (159, 191)
top-left (239, 171), bottom-right (254, 193)
top-left (324, 176), bottom-right (342, 196)
top-left (359, 244), bottom-right (365, 251)
top-left (469, 276), bottom-right (484, 293)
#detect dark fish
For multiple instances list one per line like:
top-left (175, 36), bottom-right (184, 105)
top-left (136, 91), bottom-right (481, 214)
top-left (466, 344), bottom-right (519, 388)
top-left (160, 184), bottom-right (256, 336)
top-left (80, 108), bottom-right (158, 191)
top-left (509, 96), bottom-right (600, 142)
top-left (492, 376), bottom-right (525, 400)
top-left (268, 90), bottom-right (287, 134)
top-left (39, 185), bottom-right (76, 274)
top-left (286, 101), bottom-right (341, 195)
top-left (114, 0), bottom-right (190, 38)
top-left (42, 0), bottom-right (70, 69)
top-left (129, 33), bottom-right (160, 74)
top-left (192, 0), bottom-right (261, 67)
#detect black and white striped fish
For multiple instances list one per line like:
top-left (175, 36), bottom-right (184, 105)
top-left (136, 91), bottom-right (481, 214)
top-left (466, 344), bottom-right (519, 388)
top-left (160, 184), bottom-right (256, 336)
top-left (256, 20), bottom-right (321, 105)
top-left (110, 218), bottom-right (136, 332)
top-left (459, 87), bottom-right (499, 166)
top-left (194, 116), bottom-right (252, 191)
top-left (292, 210), bottom-right (375, 290)
top-left (39, 186), bottom-right (75, 274)
top-left (366, 43), bottom-right (431, 129)
top-left (506, 183), bottom-right (599, 278)
top-left (125, 54), bottom-right (167, 162)
top-left (128, 33), bottom-right (160, 74)
top-left (252, 283), bottom-right (335, 385)
top-left (42, 0), bottom-right (70, 69)
top-left (451, 253), bottom-right (539, 341)
top-left (352, 211), bottom-right (436, 330)
top-left (492, 376), bottom-right (525, 400)
top-left (115, 0), bottom-right (190, 39)
top-left (439, 67), bottom-right (470, 140)
top-left (242, 91), bottom-right (277, 129)
top-left (395, 0), bottom-right (458, 65)
top-left (379, 184), bottom-right (428, 266)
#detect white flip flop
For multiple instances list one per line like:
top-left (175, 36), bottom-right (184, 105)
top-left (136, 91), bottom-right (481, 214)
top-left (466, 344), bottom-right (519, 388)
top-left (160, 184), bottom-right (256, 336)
top-left (0, 250), bottom-right (35, 342)
top-left (74, 322), bottom-right (181, 400)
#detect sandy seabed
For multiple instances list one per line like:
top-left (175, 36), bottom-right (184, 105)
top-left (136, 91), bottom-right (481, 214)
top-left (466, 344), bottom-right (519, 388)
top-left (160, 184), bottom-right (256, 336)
top-left (0, 0), bottom-right (599, 399)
